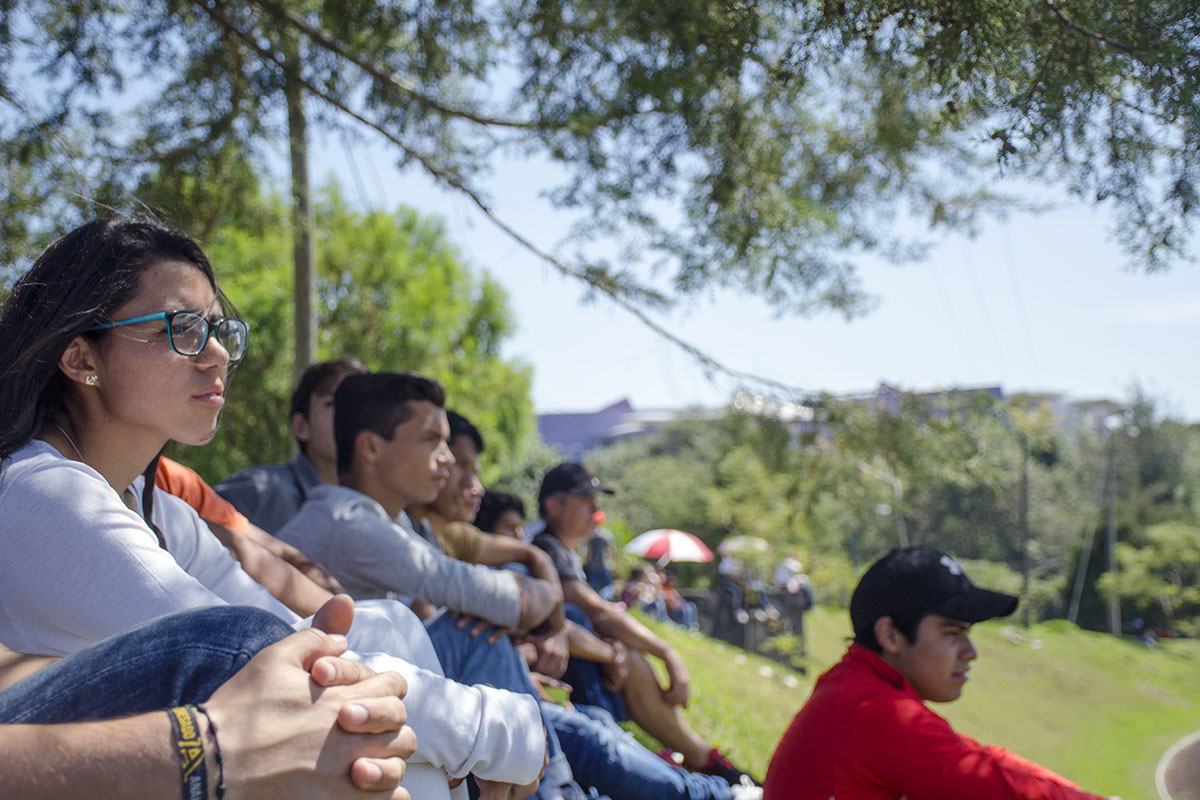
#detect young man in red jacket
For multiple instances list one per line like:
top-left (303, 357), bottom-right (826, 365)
top-left (764, 546), bottom-right (1119, 800)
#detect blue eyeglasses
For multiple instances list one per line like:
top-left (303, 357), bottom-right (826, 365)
top-left (87, 310), bottom-right (249, 361)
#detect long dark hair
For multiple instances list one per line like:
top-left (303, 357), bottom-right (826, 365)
top-left (0, 217), bottom-right (218, 459)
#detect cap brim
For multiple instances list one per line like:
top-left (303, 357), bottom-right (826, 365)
top-left (568, 481), bottom-right (615, 496)
top-left (937, 586), bottom-right (1018, 623)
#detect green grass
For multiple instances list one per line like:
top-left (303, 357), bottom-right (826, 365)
top-left (634, 608), bottom-right (1200, 800)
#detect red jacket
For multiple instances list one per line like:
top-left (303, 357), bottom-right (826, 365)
top-left (763, 645), bottom-right (1105, 800)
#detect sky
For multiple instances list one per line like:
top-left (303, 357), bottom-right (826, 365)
top-left (313, 133), bottom-right (1200, 423)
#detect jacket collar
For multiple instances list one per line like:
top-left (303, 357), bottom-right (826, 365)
top-left (289, 452), bottom-right (324, 498)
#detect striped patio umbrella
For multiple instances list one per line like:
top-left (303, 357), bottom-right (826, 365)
top-left (624, 529), bottom-right (714, 564)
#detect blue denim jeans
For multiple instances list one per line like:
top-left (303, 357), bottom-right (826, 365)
top-left (425, 612), bottom-right (579, 800)
top-left (543, 702), bottom-right (732, 800)
top-left (0, 606), bottom-right (292, 723)
top-left (561, 604), bottom-right (627, 721)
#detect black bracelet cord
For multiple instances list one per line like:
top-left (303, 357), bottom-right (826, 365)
top-left (195, 703), bottom-right (227, 800)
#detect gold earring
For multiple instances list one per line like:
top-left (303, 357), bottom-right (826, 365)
top-left (85, 374), bottom-right (99, 387)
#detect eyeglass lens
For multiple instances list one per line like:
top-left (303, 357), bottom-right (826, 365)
top-left (171, 312), bottom-right (248, 360)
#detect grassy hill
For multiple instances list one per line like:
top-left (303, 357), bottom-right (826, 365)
top-left (641, 607), bottom-right (1200, 800)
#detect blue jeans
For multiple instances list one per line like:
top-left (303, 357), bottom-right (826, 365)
top-left (0, 606), bottom-right (292, 723)
top-left (544, 702), bottom-right (732, 800)
top-left (561, 604), bottom-right (627, 721)
top-left (425, 613), bottom-right (579, 800)
top-left (668, 601), bottom-right (698, 631)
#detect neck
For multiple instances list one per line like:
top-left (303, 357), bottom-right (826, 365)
top-left (548, 519), bottom-right (587, 548)
top-left (411, 505), bottom-right (449, 535)
top-left (308, 451), bottom-right (339, 485)
top-left (52, 405), bottom-right (166, 498)
top-left (341, 468), bottom-right (409, 520)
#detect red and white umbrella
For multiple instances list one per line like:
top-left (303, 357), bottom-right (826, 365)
top-left (624, 529), bottom-right (714, 564)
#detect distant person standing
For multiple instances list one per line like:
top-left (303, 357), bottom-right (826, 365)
top-left (771, 554), bottom-right (811, 653)
top-left (583, 523), bottom-right (618, 599)
top-left (717, 553), bottom-right (747, 625)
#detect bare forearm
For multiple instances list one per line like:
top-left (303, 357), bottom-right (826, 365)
top-left (0, 716), bottom-right (177, 799)
top-left (524, 549), bottom-right (565, 631)
top-left (477, 537), bottom-right (564, 633)
top-left (209, 521), bottom-right (333, 617)
top-left (565, 620), bottom-right (619, 663)
top-left (522, 548), bottom-right (563, 598)
top-left (514, 573), bottom-right (560, 632)
top-left (236, 523), bottom-right (346, 594)
top-left (591, 601), bottom-right (671, 661)
top-left (264, 558), bottom-right (335, 618)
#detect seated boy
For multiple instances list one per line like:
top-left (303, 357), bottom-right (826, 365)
top-left (764, 545), bottom-right (1118, 800)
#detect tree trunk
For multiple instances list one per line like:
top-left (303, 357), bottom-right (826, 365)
top-left (284, 33), bottom-right (316, 387)
top-left (1019, 433), bottom-right (1031, 627)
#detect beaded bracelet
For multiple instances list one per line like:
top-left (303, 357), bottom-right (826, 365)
top-left (166, 705), bottom-right (207, 800)
top-left (195, 704), bottom-right (227, 800)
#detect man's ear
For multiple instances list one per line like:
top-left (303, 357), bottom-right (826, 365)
top-left (354, 429), bottom-right (380, 468)
top-left (58, 337), bottom-right (100, 389)
top-left (290, 411), bottom-right (310, 445)
top-left (874, 616), bottom-right (906, 655)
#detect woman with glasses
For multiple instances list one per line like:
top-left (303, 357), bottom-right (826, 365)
top-left (0, 218), bottom-right (267, 643)
top-left (0, 218), bottom-right (545, 799)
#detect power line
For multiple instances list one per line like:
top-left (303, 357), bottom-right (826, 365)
top-left (962, 243), bottom-right (1009, 376)
top-left (1000, 226), bottom-right (1042, 384)
top-left (925, 258), bottom-right (975, 376)
top-left (341, 141), bottom-right (372, 212)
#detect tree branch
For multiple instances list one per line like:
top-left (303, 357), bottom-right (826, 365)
top-left (241, 0), bottom-right (538, 130)
top-left (187, 0), bottom-right (817, 401)
top-left (1044, 0), bottom-right (1200, 63)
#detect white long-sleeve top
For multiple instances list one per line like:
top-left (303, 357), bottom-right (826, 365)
top-left (0, 440), bottom-right (543, 785)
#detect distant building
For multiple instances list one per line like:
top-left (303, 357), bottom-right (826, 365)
top-left (538, 399), bottom-right (705, 461)
top-left (537, 384), bottom-right (1130, 459)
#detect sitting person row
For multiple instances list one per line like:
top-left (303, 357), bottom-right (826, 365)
top-left (0, 219), bottom-right (547, 800)
top-left (403, 411), bottom-right (754, 790)
top-left (212, 356), bottom-right (758, 788)
top-left (207, 363), bottom-right (760, 798)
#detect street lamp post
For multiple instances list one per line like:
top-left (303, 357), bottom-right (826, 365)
top-left (1104, 415), bottom-right (1122, 636)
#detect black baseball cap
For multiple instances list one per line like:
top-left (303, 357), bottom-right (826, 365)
top-left (850, 546), bottom-right (1017, 634)
top-left (538, 463), bottom-right (614, 505)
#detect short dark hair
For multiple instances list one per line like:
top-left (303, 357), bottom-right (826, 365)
top-left (332, 371), bottom-right (445, 476)
top-left (853, 606), bottom-right (927, 654)
top-left (476, 490), bottom-right (526, 534)
top-left (290, 358), bottom-right (368, 452)
top-left (291, 358), bottom-right (368, 418)
top-left (447, 409), bottom-right (484, 454)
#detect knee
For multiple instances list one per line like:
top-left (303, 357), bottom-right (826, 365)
top-left (189, 605), bottom-right (293, 656)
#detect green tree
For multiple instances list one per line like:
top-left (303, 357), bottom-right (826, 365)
top-left (170, 181), bottom-right (535, 485)
top-left (2, 0), bottom-right (1196, 385)
top-left (1098, 521), bottom-right (1200, 633)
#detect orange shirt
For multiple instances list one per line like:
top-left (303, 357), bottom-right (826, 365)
top-left (155, 456), bottom-right (249, 534)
